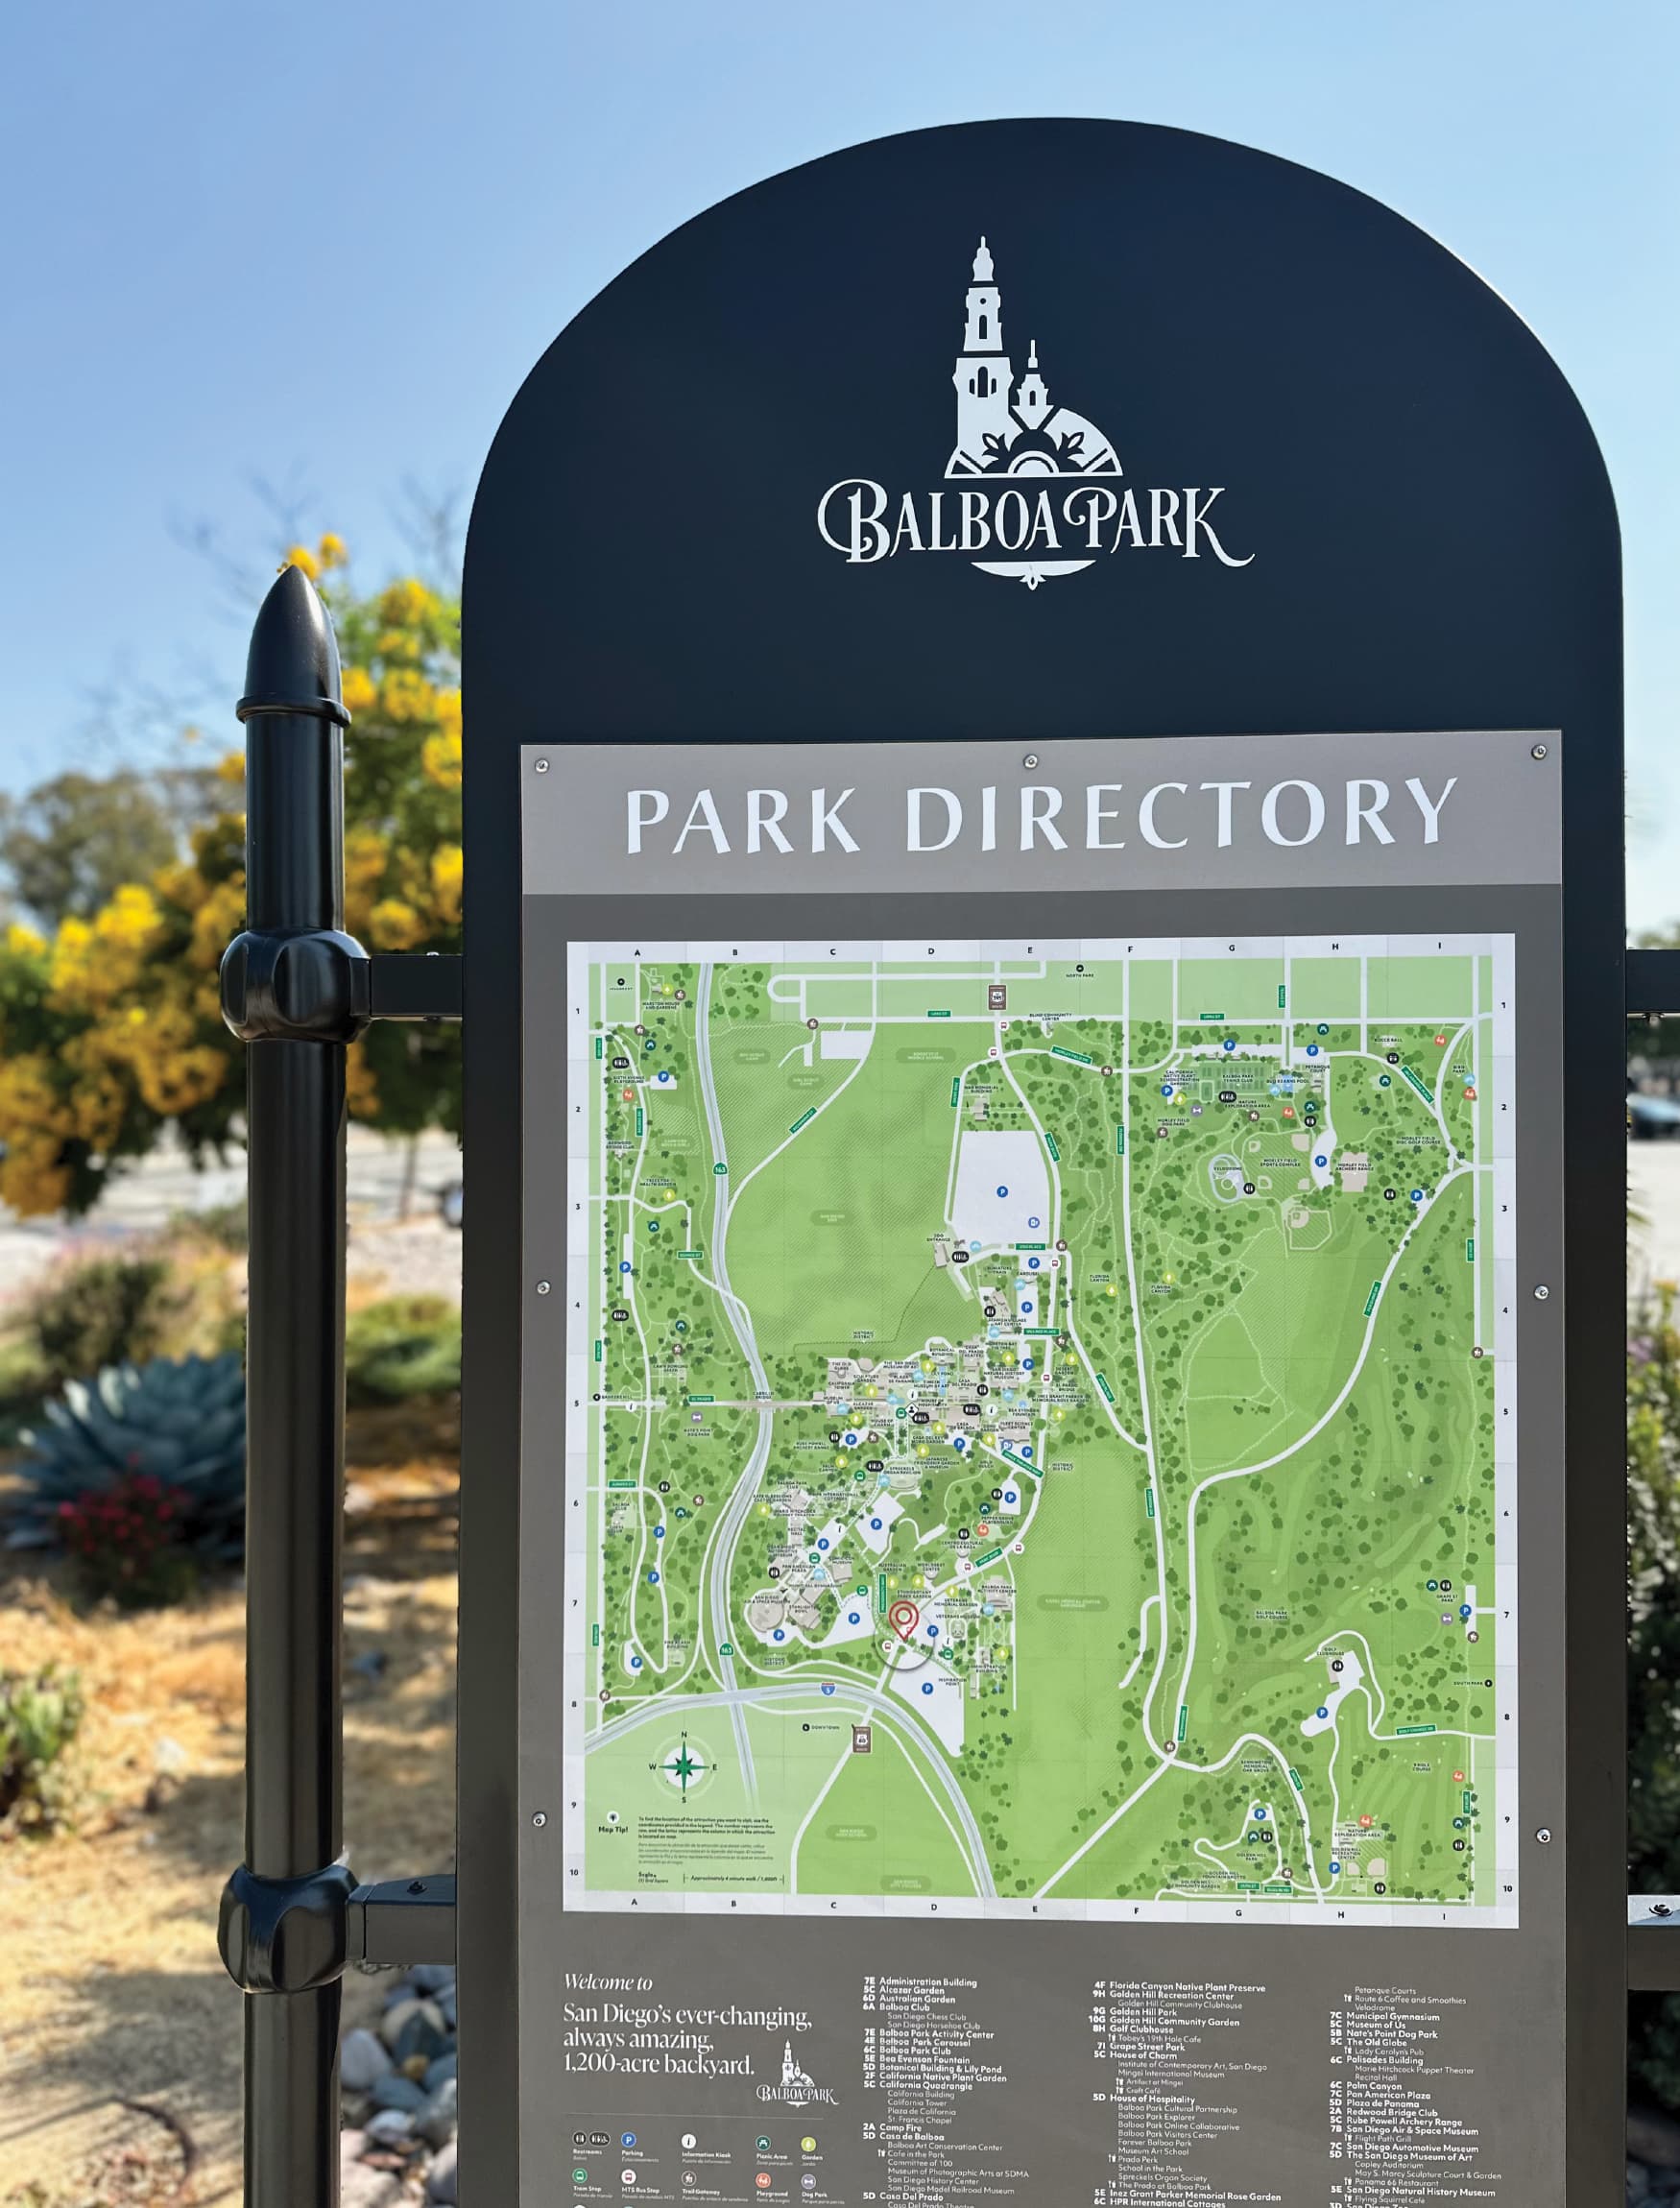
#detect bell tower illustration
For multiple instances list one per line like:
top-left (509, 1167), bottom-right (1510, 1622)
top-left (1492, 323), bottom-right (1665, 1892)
top-left (949, 236), bottom-right (1016, 473)
top-left (780, 2041), bottom-right (816, 2102)
top-left (1015, 341), bottom-right (1052, 432)
top-left (944, 236), bottom-right (1120, 483)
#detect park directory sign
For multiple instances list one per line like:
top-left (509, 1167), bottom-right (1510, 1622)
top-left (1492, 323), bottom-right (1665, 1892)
top-left (457, 124), bottom-right (1623, 2205)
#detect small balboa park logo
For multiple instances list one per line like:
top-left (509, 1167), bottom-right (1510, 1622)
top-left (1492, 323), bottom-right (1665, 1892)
top-left (816, 237), bottom-right (1254, 588)
top-left (758, 2041), bottom-right (835, 2109)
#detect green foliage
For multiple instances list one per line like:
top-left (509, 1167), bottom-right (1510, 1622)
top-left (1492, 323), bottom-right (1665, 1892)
top-left (0, 769), bottom-right (184, 926)
top-left (359, 1022), bottom-right (464, 1142)
top-left (171, 1198), bottom-right (249, 1253)
top-left (0, 543), bottom-right (464, 1218)
top-left (27, 1253), bottom-right (182, 1386)
top-left (0, 1332), bottom-right (50, 1437)
top-left (8, 1353), bottom-right (247, 1560)
top-left (1629, 1291), bottom-right (1680, 2106)
top-left (345, 1295), bottom-right (461, 1404)
top-left (0, 1667), bottom-right (84, 1833)
top-left (1631, 1297), bottom-right (1680, 1864)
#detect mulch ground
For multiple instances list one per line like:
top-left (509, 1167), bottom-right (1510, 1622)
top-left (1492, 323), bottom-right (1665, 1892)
top-left (0, 1403), bottom-right (459, 2207)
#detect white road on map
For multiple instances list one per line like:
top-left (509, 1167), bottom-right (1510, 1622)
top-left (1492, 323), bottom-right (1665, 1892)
top-left (585, 1677), bottom-right (997, 1897)
top-left (693, 964), bottom-right (770, 1803)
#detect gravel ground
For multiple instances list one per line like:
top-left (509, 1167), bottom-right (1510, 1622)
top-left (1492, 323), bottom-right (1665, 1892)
top-left (0, 1456), bottom-right (458, 2208)
top-left (348, 1220), bottom-right (463, 1306)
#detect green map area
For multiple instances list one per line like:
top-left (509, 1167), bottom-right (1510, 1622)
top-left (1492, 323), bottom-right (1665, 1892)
top-left (567, 939), bottom-right (1512, 1922)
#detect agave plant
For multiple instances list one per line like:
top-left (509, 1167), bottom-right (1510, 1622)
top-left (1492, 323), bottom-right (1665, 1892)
top-left (6, 1353), bottom-right (247, 1560)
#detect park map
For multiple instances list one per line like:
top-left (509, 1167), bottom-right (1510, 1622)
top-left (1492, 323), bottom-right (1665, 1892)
top-left (564, 937), bottom-right (1516, 1927)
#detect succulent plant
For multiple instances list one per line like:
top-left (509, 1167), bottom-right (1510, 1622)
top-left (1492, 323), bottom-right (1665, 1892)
top-left (6, 1353), bottom-right (247, 1560)
top-left (0, 1665), bottom-right (84, 1830)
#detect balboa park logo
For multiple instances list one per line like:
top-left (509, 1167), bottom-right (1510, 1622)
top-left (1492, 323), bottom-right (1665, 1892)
top-left (757, 2041), bottom-right (835, 2110)
top-left (815, 237), bottom-right (1254, 588)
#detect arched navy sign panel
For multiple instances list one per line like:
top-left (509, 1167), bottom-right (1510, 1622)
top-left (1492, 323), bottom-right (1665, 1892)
top-left (460, 120), bottom-right (1622, 2205)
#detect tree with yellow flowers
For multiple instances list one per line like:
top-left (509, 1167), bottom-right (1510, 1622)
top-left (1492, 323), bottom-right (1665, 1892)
top-left (0, 536), bottom-right (463, 1216)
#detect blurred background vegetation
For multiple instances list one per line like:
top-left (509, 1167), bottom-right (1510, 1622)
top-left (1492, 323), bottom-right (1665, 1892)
top-left (1629, 1294), bottom-right (1680, 2105)
top-left (0, 533), bottom-right (462, 1221)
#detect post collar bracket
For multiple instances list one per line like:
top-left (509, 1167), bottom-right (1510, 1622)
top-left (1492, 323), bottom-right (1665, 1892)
top-left (221, 928), bottom-right (371, 1044)
top-left (218, 1860), bottom-right (358, 1995)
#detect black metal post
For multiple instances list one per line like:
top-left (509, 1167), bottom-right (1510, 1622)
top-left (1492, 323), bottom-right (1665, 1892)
top-left (217, 564), bottom-right (368, 2208)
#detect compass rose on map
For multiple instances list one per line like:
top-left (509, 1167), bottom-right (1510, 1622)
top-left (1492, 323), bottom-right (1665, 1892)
top-left (651, 1732), bottom-right (711, 1800)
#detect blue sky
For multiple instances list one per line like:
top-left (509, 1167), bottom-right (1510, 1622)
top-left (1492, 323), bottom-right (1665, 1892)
top-left (4, 0), bottom-right (1674, 923)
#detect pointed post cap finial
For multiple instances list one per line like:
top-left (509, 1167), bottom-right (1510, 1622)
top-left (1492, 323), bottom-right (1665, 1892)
top-left (972, 235), bottom-right (995, 283)
top-left (1027, 340), bottom-right (1040, 370)
top-left (237, 562), bottom-right (350, 725)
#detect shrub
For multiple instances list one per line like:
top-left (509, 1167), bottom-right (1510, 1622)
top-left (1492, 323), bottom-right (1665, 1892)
top-left (172, 1198), bottom-right (248, 1253)
top-left (1630, 1291), bottom-right (1680, 2106)
top-left (57, 1472), bottom-right (197, 1607)
top-left (0, 1667), bottom-right (84, 1834)
top-left (346, 1295), bottom-right (461, 1404)
top-left (27, 1253), bottom-right (182, 1385)
top-left (0, 1332), bottom-right (50, 1437)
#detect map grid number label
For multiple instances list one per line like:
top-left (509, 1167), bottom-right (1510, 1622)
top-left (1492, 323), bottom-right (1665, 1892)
top-left (562, 933), bottom-right (1518, 1928)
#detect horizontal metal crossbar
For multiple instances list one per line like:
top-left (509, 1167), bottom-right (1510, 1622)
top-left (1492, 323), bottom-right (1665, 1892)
top-left (1629, 1897), bottom-right (1680, 1990)
top-left (1627, 948), bottom-right (1680, 1018)
top-left (347, 1873), bottom-right (457, 1967)
top-left (369, 952), bottom-right (463, 1021)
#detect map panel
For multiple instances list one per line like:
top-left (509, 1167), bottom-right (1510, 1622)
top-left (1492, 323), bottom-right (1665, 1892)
top-left (564, 935), bottom-right (1518, 1927)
